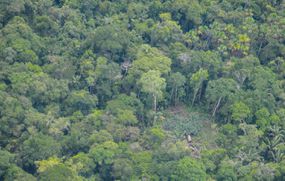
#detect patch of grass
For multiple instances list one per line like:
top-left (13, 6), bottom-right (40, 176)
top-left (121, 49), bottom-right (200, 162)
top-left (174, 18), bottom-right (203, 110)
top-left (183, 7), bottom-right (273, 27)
top-left (162, 105), bottom-right (208, 138)
top-left (161, 104), bottom-right (219, 149)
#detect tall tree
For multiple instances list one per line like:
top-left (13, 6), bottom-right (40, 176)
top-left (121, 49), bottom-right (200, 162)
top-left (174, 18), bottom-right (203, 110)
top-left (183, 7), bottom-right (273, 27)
top-left (206, 78), bottom-right (237, 118)
top-left (167, 72), bottom-right (186, 106)
top-left (138, 70), bottom-right (166, 112)
top-left (190, 68), bottom-right (209, 106)
top-left (128, 44), bottom-right (172, 78)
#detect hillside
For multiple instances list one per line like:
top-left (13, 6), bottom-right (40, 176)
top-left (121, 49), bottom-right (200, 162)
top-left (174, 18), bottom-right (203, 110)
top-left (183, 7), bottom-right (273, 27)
top-left (0, 0), bottom-right (285, 180)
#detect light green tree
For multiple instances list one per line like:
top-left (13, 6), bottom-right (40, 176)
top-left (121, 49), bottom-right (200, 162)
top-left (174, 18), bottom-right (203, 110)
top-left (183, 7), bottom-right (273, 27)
top-left (129, 44), bottom-right (172, 77)
top-left (190, 68), bottom-right (209, 105)
top-left (172, 157), bottom-right (207, 181)
top-left (168, 72), bottom-right (186, 106)
top-left (231, 102), bottom-right (251, 123)
top-left (89, 141), bottom-right (119, 165)
top-left (138, 70), bottom-right (166, 112)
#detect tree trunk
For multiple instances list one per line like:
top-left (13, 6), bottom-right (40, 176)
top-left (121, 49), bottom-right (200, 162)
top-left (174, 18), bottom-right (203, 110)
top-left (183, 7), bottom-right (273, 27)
top-left (192, 88), bottom-right (199, 106)
top-left (153, 94), bottom-right (157, 112)
top-left (212, 97), bottom-right (222, 118)
top-left (174, 87), bottom-right (178, 106)
top-left (170, 88), bottom-right (174, 105)
top-left (198, 84), bottom-right (203, 102)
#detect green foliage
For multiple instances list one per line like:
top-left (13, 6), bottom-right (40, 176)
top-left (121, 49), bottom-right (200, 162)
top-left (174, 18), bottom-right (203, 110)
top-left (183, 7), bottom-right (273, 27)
top-left (131, 151), bottom-right (153, 177)
top-left (143, 127), bottom-right (166, 149)
top-left (181, 50), bottom-right (221, 78)
top-left (112, 158), bottom-right (134, 180)
top-left (163, 111), bottom-right (205, 137)
top-left (150, 12), bottom-right (183, 45)
top-left (92, 24), bottom-right (131, 56)
top-left (106, 94), bottom-right (142, 125)
top-left (190, 68), bottom-right (209, 105)
top-left (66, 152), bottom-right (94, 177)
top-left (0, 0), bottom-right (285, 180)
top-left (139, 70), bottom-right (166, 111)
top-left (36, 157), bottom-right (61, 173)
top-left (0, 149), bottom-right (15, 178)
top-left (19, 134), bottom-right (61, 172)
top-left (216, 159), bottom-right (237, 181)
top-left (167, 72), bottom-right (186, 105)
top-left (92, 56), bottom-right (121, 104)
top-left (38, 164), bottom-right (81, 181)
top-left (255, 107), bottom-right (271, 130)
top-left (129, 44), bottom-right (172, 78)
top-left (206, 78), bottom-right (237, 117)
top-left (231, 102), bottom-right (251, 123)
top-left (89, 130), bottom-right (113, 145)
top-left (4, 165), bottom-right (36, 181)
top-left (172, 157), bottom-right (207, 181)
top-left (89, 141), bottom-right (119, 165)
top-left (201, 148), bottom-right (227, 174)
top-left (217, 124), bottom-right (239, 154)
top-left (263, 125), bottom-right (285, 163)
top-left (64, 90), bottom-right (97, 114)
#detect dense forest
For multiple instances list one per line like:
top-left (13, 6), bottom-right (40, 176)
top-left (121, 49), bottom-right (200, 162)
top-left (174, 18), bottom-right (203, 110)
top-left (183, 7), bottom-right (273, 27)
top-left (0, 0), bottom-right (285, 180)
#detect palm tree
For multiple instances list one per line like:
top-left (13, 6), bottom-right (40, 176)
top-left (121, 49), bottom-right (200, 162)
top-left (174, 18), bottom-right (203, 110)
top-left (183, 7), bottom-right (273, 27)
top-left (263, 125), bottom-right (285, 162)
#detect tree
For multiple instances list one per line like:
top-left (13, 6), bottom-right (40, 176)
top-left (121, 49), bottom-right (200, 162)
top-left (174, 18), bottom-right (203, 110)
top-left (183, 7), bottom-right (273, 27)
top-left (0, 91), bottom-right (28, 146)
top-left (172, 157), bottom-right (207, 181)
top-left (226, 55), bottom-right (259, 88)
top-left (166, 0), bottom-right (204, 31)
top-left (4, 165), bottom-right (36, 181)
top-left (89, 141), bottom-right (119, 165)
top-left (34, 16), bottom-right (58, 36)
top-left (231, 102), bottom-right (251, 123)
top-left (0, 0), bottom-right (285, 180)
top-left (206, 78), bottom-right (237, 118)
top-left (201, 149), bottom-right (227, 175)
top-left (142, 127), bottom-right (166, 149)
top-left (0, 16), bottom-right (42, 64)
top-left (89, 141), bottom-right (120, 180)
top-left (90, 24), bottom-right (131, 58)
top-left (250, 162), bottom-right (276, 181)
top-left (179, 50), bottom-right (221, 79)
top-left (131, 151), bottom-right (154, 179)
top-left (65, 152), bottom-right (94, 177)
top-left (167, 72), bottom-right (186, 105)
top-left (9, 68), bottom-right (69, 107)
top-left (0, 0), bottom-right (25, 27)
top-left (19, 134), bottom-right (61, 173)
top-left (216, 159), bottom-right (237, 181)
top-left (217, 124), bottom-right (238, 154)
top-left (92, 57), bottom-right (121, 105)
top-left (38, 164), bottom-right (81, 181)
top-left (0, 149), bottom-right (15, 179)
top-left (190, 69), bottom-right (209, 106)
top-left (64, 90), bottom-right (97, 115)
top-left (255, 108), bottom-right (270, 130)
top-left (106, 94), bottom-right (142, 126)
top-left (263, 125), bottom-right (285, 162)
top-left (138, 70), bottom-right (166, 112)
top-left (106, 94), bottom-right (143, 119)
top-left (129, 44), bottom-right (172, 78)
top-left (36, 157), bottom-right (61, 173)
top-left (150, 13), bottom-right (183, 46)
top-left (235, 124), bottom-right (263, 162)
top-left (44, 56), bottom-right (76, 80)
top-left (112, 158), bottom-right (134, 181)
